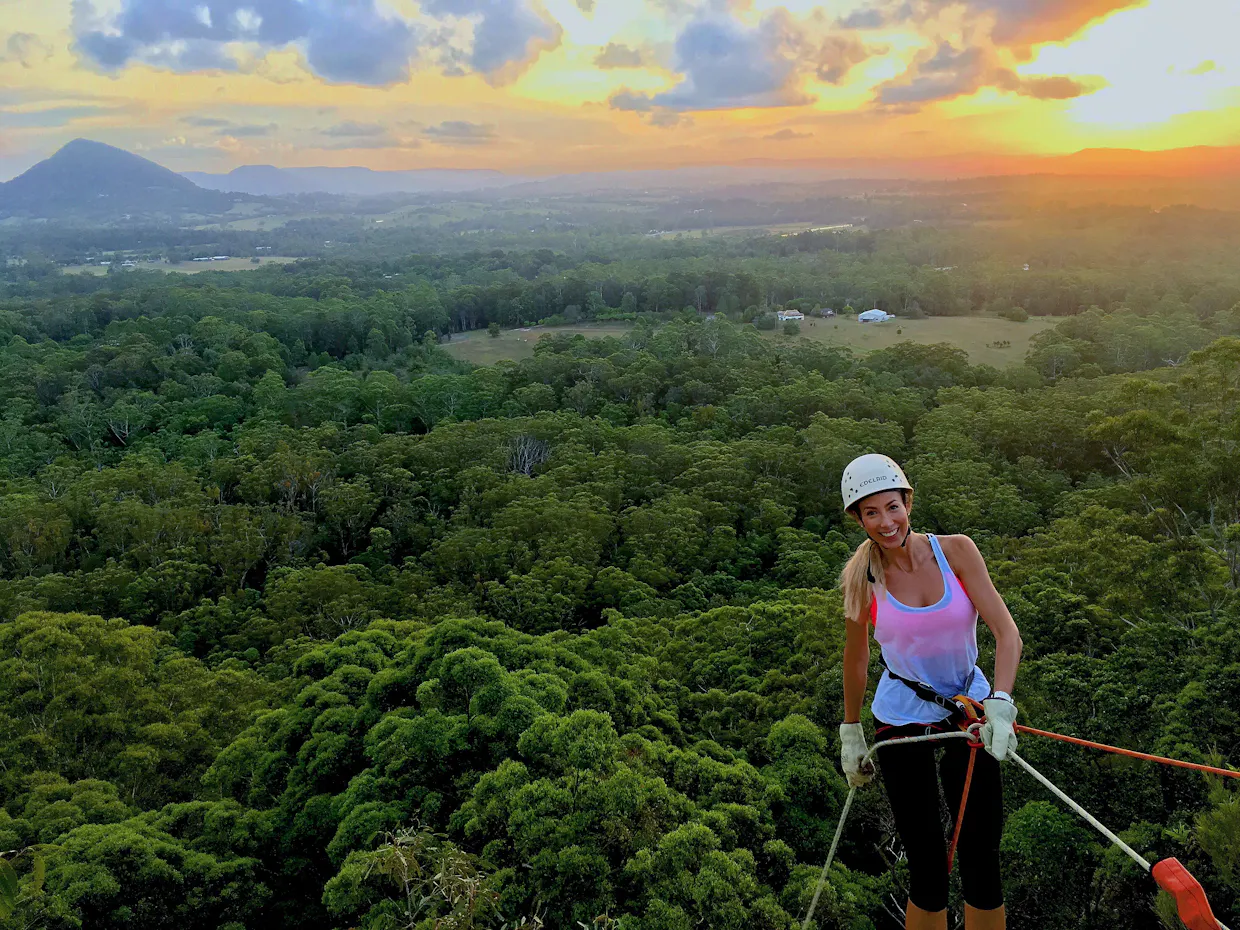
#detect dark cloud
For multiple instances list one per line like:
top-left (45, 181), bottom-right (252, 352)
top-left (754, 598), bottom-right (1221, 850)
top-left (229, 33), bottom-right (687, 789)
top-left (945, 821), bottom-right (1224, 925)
top-left (70, 0), bottom-right (560, 86)
top-left (575, 0), bottom-right (595, 11)
top-left (814, 34), bottom-right (872, 84)
top-left (321, 121), bottom-right (388, 138)
top-left (608, 93), bottom-right (691, 129)
top-left (996, 71), bottom-right (1097, 100)
top-left (619, 14), bottom-right (810, 112)
top-left (838, 8), bottom-right (888, 29)
top-left (878, 41), bottom-right (1100, 106)
top-left (1, 33), bottom-right (54, 68)
top-left (846, 0), bottom-right (1141, 50)
top-left (181, 115), bottom-right (231, 127)
top-left (877, 42), bottom-right (988, 105)
top-left (594, 42), bottom-right (645, 69)
top-left (320, 132), bottom-right (419, 150)
top-left (423, 120), bottom-right (498, 145)
top-left (609, 91), bottom-right (653, 113)
top-left (220, 122), bottom-right (278, 137)
top-left (73, 0), bottom-right (416, 85)
top-left (649, 110), bottom-right (691, 129)
top-left (764, 128), bottom-right (813, 141)
top-left (420, 0), bottom-right (560, 81)
top-left (971, 0), bottom-right (1143, 49)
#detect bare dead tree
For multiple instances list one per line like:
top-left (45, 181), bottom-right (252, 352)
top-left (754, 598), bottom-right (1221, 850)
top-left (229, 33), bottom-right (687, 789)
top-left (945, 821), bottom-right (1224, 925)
top-left (507, 435), bottom-right (550, 477)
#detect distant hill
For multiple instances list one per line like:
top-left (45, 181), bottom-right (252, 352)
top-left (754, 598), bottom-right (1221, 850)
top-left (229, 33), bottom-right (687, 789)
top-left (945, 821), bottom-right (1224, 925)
top-left (0, 139), bottom-right (241, 220)
top-left (183, 165), bottom-right (520, 196)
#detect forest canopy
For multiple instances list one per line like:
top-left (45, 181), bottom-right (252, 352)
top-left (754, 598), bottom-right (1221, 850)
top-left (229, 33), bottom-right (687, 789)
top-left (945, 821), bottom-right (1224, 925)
top-left (1, 216), bottom-right (1239, 930)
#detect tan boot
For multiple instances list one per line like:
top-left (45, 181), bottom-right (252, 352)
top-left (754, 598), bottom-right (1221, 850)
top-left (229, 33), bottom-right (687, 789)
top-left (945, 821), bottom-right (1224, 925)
top-left (964, 903), bottom-right (1006, 930)
top-left (906, 900), bottom-right (948, 930)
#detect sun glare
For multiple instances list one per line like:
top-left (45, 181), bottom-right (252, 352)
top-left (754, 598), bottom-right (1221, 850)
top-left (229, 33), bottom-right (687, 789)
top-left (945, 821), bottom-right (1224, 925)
top-left (1023, 0), bottom-right (1240, 137)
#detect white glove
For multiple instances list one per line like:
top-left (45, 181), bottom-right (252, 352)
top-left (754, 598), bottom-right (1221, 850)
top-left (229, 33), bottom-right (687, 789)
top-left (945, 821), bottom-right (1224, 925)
top-left (981, 698), bottom-right (1019, 762)
top-left (839, 722), bottom-right (874, 787)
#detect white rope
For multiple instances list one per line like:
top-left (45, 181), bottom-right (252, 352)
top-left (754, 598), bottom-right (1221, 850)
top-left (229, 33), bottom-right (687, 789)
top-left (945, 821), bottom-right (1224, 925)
top-left (801, 785), bottom-right (855, 930)
top-left (801, 730), bottom-right (977, 930)
top-left (802, 732), bottom-right (1232, 930)
top-left (1007, 750), bottom-right (1151, 871)
top-left (1008, 750), bottom-right (1233, 930)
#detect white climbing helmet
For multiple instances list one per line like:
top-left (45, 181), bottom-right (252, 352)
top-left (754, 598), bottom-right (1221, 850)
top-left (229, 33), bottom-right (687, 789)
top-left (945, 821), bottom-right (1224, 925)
top-left (840, 454), bottom-right (912, 511)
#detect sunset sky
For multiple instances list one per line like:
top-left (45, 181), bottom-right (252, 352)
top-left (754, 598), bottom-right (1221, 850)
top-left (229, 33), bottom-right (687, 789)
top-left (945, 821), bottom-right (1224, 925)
top-left (1, 0), bottom-right (1238, 179)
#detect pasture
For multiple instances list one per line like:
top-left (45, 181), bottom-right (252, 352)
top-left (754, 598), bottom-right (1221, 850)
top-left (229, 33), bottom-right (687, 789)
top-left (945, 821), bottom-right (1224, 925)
top-left (442, 315), bottom-right (1057, 368)
top-left (775, 314), bottom-right (1057, 368)
top-left (443, 323), bottom-right (635, 366)
top-left (64, 256), bottom-right (297, 275)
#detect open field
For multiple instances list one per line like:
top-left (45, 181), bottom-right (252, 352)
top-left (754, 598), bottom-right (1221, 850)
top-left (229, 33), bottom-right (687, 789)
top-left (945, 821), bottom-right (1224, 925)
top-left (651, 222), bottom-right (855, 239)
top-left (443, 324), bottom-right (635, 365)
top-left (443, 315), bottom-right (1057, 368)
top-left (766, 314), bottom-right (1058, 368)
top-left (64, 256), bottom-right (297, 275)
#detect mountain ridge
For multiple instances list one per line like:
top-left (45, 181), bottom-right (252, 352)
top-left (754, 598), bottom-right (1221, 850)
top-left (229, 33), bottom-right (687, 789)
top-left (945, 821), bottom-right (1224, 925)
top-left (0, 138), bottom-right (240, 220)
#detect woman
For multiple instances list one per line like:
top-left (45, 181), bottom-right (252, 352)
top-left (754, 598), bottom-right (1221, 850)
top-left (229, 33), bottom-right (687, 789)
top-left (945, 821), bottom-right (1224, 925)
top-left (837, 454), bottom-right (1023, 930)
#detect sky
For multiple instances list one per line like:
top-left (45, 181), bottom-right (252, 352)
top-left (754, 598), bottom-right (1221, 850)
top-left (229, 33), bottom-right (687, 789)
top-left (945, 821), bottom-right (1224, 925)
top-left (1, 0), bottom-right (1238, 179)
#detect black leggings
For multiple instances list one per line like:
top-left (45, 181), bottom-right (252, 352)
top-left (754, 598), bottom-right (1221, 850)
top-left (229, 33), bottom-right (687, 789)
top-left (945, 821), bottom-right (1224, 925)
top-left (874, 718), bottom-right (1005, 912)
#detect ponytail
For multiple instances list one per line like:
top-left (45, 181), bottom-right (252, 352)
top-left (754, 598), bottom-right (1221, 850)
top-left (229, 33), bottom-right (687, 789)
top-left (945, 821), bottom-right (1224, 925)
top-left (838, 489), bottom-right (911, 623)
top-left (840, 536), bottom-right (882, 623)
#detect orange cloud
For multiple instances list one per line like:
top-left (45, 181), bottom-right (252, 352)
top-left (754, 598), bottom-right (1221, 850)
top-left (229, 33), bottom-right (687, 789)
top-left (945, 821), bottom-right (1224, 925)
top-left (982, 0), bottom-right (1147, 54)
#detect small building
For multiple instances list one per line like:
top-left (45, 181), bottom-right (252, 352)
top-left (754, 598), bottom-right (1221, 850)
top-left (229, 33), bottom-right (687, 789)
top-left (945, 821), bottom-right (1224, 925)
top-left (777, 310), bottom-right (805, 322)
top-left (858, 309), bottom-right (894, 323)
top-left (212, 255), bottom-right (230, 261)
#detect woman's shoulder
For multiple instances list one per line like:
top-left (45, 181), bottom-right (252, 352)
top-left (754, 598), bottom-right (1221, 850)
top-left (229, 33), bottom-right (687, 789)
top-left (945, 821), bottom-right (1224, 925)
top-left (934, 534), bottom-right (982, 567)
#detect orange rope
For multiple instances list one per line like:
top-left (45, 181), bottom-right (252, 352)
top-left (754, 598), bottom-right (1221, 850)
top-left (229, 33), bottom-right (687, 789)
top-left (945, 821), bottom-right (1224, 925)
top-left (945, 695), bottom-right (985, 873)
top-left (946, 745), bottom-right (976, 873)
top-left (1015, 725), bottom-right (1240, 779)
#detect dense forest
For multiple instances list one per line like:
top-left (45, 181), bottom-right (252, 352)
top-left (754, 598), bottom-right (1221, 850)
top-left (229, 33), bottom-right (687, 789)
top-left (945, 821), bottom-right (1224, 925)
top-left (1, 218), bottom-right (1239, 930)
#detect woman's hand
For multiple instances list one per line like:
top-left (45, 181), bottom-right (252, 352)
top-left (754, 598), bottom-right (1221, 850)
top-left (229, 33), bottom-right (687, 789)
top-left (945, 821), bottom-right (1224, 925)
top-left (840, 723), bottom-right (875, 787)
top-left (981, 697), bottom-right (1019, 761)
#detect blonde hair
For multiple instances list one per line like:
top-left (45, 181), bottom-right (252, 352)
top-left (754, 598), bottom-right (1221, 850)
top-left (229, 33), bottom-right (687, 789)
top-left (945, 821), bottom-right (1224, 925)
top-left (839, 489), bottom-right (912, 623)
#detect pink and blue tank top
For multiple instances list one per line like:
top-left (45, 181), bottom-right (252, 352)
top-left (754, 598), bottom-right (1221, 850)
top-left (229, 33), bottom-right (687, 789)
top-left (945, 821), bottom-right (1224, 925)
top-left (869, 534), bottom-right (991, 725)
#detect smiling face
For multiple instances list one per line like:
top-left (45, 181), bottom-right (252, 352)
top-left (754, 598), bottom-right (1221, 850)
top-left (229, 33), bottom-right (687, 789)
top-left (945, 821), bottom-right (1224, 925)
top-left (854, 489), bottom-right (913, 550)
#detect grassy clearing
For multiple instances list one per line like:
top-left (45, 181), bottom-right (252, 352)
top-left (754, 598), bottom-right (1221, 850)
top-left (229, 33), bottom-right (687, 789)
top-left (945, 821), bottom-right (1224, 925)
top-left (766, 314), bottom-right (1058, 368)
top-left (443, 324), bottom-right (636, 366)
top-left (64, 256), bottom-right (298, 275)
top-left (443, 315), bottom-right (1057, 369)
top-left (652, 222), bottom-right (855, 239)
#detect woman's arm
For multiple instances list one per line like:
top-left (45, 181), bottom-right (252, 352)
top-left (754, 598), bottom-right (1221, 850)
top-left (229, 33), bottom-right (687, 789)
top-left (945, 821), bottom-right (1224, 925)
top-left (842, 613), bottom-right (871, 723)
top-left (943, 534), bottom-right (1023, 695)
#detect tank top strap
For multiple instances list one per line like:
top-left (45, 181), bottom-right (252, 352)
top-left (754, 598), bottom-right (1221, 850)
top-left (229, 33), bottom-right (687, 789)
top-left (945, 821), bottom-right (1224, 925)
top-left (926, 534), bottom-right (952, 580)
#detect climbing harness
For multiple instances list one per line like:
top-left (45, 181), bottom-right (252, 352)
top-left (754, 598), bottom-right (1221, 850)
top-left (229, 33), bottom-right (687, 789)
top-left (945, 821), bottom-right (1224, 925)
top-left (802, 721), bottom-right (1237, 930)
top-left (878, 656), bottom-right (976, 723)
top-left (875, 665), bottom-right (989, 873)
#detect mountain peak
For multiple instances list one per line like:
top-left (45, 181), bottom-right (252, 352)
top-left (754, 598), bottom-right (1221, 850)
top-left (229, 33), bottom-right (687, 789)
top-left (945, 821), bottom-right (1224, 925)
top-left (0, 138), bottom-right (237, 220)
top-left (59, 138), bottom-right (125, 154)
